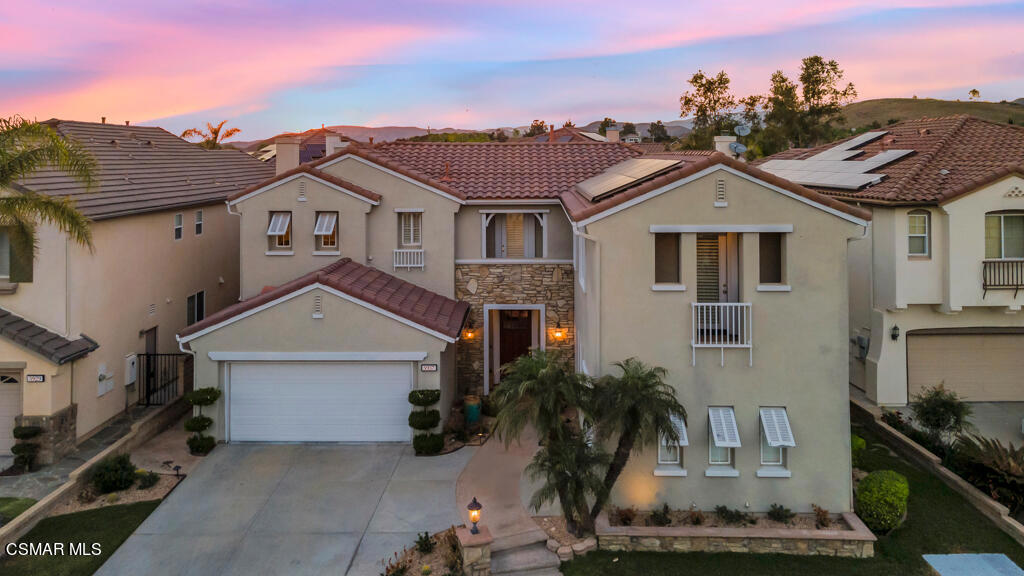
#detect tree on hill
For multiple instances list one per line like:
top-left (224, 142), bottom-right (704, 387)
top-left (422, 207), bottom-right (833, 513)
top-left (798, 56), bottom-right (857, 144)
top-left (180, 120), bottom-right (241, 150)
top-left (563, 119), bottom-right (575, 128)
top-left (647, 120), bottom-right (670, 142)
top-left (679, 69), bottom-right (738, 149)
top-left (969, 89), bottom-right (981, 101)
top-left (492, 129), bottom-right (509, 142)
top-left (525, 120), bottom-right (548, 137)
top-left (597, 118), bottom-right (616, 136)
top-left (621, 122), bottom-right (637, 136)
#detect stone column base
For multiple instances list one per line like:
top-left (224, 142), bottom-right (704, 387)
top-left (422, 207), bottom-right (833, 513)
top-left (457, 525), bottom-right (493, 576)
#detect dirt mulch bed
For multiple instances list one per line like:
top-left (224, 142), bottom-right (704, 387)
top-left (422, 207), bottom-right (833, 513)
top-left (609, 507), bottom-right (851, 531)
top-left (389, 526), bottom-right (465, 575)
top-left (50, 473), bottom-right (183, 517)
top-left (534, 515), bottom-right (590, 547)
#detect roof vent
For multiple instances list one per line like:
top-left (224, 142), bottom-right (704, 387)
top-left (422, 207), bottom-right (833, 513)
top-left (440, 162), bottom-right (452, 182)
top-left (148, 303), bottom-right (156, 316)
top-left (312, 294), bottom-right (324, 319)
top-left (715, 179), bottom-right (727, 207)
top-left (298, 180), bottom-right (306, 200)
top-left (919, 128), bottom-right (930, 135)
top-left (109, 139), bottom-right (119, 147)
top-left (939, 169), bottom-right (950, 175)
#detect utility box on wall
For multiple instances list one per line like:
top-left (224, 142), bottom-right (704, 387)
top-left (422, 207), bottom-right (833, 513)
top-left (125, 354), bottom-right (138, 386)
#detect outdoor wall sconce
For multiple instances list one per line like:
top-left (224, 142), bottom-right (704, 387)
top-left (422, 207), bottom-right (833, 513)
top-left (461, 318), bottom-right (476, 340)
top-left (552, 323), bottom-right (566, 341)
top-left (467, 497), bottom-right (483, 534)
top-left (890, 325), bottom-right (900, 341)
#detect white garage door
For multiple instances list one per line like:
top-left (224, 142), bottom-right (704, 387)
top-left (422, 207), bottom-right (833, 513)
top-left (0, 375), bottom-right (22, 453)
top-left (228, 362), bottom-right (412, 442)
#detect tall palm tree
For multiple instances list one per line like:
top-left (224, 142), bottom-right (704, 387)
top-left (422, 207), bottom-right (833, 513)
top-left (0, 117), bottom-right (97, 261)
top-left (180, 120), bottom-right (241, 150)
top-left (491, 350), bottom-right (590, 447)
top-left (526, 430), bottom-right (609, 536)
top-left (589, 358), bottom-right (686, 520)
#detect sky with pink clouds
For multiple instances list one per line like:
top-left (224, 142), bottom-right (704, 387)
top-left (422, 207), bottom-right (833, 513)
top-left (2, 1), bottom-right (1023, 139)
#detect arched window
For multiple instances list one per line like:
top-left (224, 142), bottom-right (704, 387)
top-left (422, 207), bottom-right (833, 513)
top-left (985, 212), bottom-right (1024, 259)
top-left (0, 375), bottom-right (18, 384)
top-left (908, 210), bottom-right (930, 257)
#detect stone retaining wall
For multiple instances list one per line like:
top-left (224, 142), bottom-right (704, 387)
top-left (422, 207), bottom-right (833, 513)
top-left (16, 403), bottom-right (77, 465)
top-left (595, 512), bottom-right (876, 558)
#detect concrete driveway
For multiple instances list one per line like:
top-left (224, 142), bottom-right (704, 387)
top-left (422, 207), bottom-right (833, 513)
top-left (98, 443), bottom-right (475, 576)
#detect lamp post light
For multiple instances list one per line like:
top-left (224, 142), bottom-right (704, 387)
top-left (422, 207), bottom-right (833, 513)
top-left (467, 497), bottom-right (483, 534)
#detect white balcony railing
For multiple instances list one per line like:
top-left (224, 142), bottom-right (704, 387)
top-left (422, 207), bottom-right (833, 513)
top-left (393, 249), bottom-right (425, 270)
top-left (691, 302), bottom-right (752, 366)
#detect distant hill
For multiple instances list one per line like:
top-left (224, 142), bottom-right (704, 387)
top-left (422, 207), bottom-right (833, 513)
top-left (325, 125), bottom-right (482, 142)
top-left (841, 98), bottom-right (1024, 129)
top-left (577, 120), bottom-right (691, 139)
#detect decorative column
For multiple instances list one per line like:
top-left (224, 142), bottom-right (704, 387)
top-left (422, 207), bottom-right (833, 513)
top-left (456, 525), bottom-right (493, 576)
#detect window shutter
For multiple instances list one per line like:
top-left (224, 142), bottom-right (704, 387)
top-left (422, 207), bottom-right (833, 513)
top-left (9, 239), bottom-right (33, 283)
top-left (708, 407), bottom-right (741, 448)
top-left (696, 234), bottom-right (719, 302)
top-left (759, 407), bottom-right (795, 447)
top-left (663, 413), bottom-right (689, 447)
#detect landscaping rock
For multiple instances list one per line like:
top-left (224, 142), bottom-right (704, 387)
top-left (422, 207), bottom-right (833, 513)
top-left (556, 545), bottom-right (573, 561)
top-left (546, 538), bottom-right (559, 552)
top-left (571, 537), bottom-right (596, 556)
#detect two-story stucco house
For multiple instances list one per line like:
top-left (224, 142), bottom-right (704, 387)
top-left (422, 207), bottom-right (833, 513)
top-left (760, 116), bottom-right (1024, 408)
top-left (0, 120), bottom-right (273, 462)
top-left (178, 136), bottom-right (868, 514)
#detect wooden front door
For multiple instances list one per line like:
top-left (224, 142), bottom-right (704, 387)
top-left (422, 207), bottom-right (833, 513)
top-left (499, 310), bottom-right (533, 367)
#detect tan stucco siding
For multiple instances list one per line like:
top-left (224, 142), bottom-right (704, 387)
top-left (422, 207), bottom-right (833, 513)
top-left (584, 170), bottom-right (861, 513)
top-left (0, 219), bottom-right (69, 334)
top-left (0, 339), bottom-right (70, 416)
top-left (320, 157), bottom-right (459, 297)
top-left (184, 287), bottom-right (453, 441)
top-left (233, 175), bottom-right (372, 299)
top-left (454, 204), bottom-right (574, 261)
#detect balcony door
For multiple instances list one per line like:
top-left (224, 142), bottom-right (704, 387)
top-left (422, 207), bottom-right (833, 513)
top-left (696, 233), bottom-right (740, 303)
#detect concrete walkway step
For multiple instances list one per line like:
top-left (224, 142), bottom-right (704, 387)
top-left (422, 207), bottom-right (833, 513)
top-left (491, 527), bottom-right (549, 552)
top-left (491, 542), bottom-right (561, 575)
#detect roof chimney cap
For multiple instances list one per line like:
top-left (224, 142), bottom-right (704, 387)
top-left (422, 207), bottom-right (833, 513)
top-left (101, 116), bottom-right (106, 124)
top-left (125, 120), bottom-right (130, 126)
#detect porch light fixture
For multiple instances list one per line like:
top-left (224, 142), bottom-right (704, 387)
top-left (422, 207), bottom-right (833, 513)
top-left (890, 325), bottom-right (900, 341)
top-left (467, 497), bottom-right (483, 534)
top-left (552, 323), bottom-right (566, 341)
top-left (461, 318), bottom-right (476, 340)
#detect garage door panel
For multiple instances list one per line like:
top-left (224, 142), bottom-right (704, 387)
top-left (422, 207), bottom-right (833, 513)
top-left (0, 380), bottom-right (21, 453)
top-left (908, 334), bottom-right (1024, 402)
top-left (229, 362), bottom-right (411, 443)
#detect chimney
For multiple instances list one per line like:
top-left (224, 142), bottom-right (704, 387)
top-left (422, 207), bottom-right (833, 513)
top-left (714, 135), bottom-right (736, 156)
top-left (125, 120), bottom-right (130, 126)
top-left (606, 125), bottom-right (620, 143)
top-left (325, 135), bottom-right (348, 157)
top-left (101, 117), bottom-right (106, 124)
top-left (548, 124), bottom-right (555, 142)
top-left (275, 136), bottom-right (301, 174)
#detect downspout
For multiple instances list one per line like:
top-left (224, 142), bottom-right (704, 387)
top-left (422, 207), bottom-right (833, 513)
top-left (225, 200), bottom-right (243, 301)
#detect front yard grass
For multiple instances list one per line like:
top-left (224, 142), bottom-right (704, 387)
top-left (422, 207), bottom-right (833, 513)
top-left (0, 497), bottom-right (37, 523)
top-left (0, 500), bottom-right (160, 576)
top-left (562, 425), bottom-right (1024, 576)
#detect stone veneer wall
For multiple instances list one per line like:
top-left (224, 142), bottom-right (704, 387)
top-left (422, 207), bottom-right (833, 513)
top-left (455, 264), bottom-right (575, 396)
top-left (15, 403), bottom-right (77, 465)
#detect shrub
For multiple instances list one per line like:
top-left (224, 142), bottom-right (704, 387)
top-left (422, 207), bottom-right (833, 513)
top-left (851, 434), bottom-right (866, 468)
top-left (187, 434), bottom-right (216, 455)
top-left (951, 435), bottom-right (1024, 514)
top-left (855, 470), bottom-right (909, 533)
top-left (649, 503), bottom-right (672, 527)
top-left (184, 415), bottom-right (213, 434)
top-left (441, 526), bottom-right (462, 572)
top-left (715, 505), bottom-right (753, 526)
top-left (767, 503), bottom-right (796, 524)
top-left (137, 470), bottom-right (160, 489)
top-left (481, 396), bottom-right (498, 418)
top-left (11, 442), bottom-right (40, 470)
top-left (408, 389), bottom-right (441, 407)
top-left (186, 387), bottom-right (222, 407)
top-left (409, 409), bottom-right (441, 431)
top-left (92, 454), bottom-right (136, 494)
top-left (413, 433), bottom-right (444, 456)
top-left (12, 426), bottom-right (42, 440)
top-left (416, 531), bottom-right (435, 554)
top-left (912, 384), bottom-right (973, 443)
top-left (613, 506), bottom-right (637, 526)
top-left (812, 504), bottom-right (831, 528)
top-left (686, 509), bottom-right (706, 525)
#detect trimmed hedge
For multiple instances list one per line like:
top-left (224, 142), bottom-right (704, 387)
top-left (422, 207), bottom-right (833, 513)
top-left (856, 470), bottom-right (909, 533)
top-left (409, 409), bottom-right (441, 431)
top-left (187, 435), bottom-right (216, 455)
top-left (851, 434), bottom-right (866, 468)
top-left (184, 415), bottom-right (213, 433)
top-left (12, 426), bottom-right (43, 440)
top-left (413, 433), bottom-right (444, 456)
top-left (409, 389), bottom-right (441, 407)
top-left (92, 454), bottom-right (136, 494)
top-left (186, 387), bottom-right (222, 407)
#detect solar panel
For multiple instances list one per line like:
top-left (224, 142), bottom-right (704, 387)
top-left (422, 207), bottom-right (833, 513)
top-left (575, 157), bottom-right (681, 200)
top-left (760, 132), bottom-right (913, 190)
top-left (579, 132), bottom-right (607, 142)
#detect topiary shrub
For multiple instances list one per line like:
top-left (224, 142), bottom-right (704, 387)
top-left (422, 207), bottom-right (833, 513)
top-left (11, 443), bottom-right (40, 471)
top-left (856, 470), bottom-right (909, 533)
top-left (185, 387), bottom-right (223, 408)
top-left (413, 433), bottom-right (444, 456)
top-left (408, 389), bottom-right (441, 407)
top-left (184, 415), bottom-right (213, 434)
top-left (187, 435), bottom-right (216, 456)
top-left (12, 426), bottom-right (42, 440)
top-left (851, 434), bottom-right (866, 468)
top-left (92, 454), bottom-right (136, 494)
top-left (408, 409), bottom-right (441, 431)
top-left (185, 387), bottom-right (221, 456)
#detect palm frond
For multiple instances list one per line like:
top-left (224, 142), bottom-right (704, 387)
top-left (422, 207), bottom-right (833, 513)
top-left (0, 117), bottom-right (97, 190)
top-left (180, 128), bottom-right (207, 140)
top-left (0, 192), bottom-right (93, 250)
top-left (219, 127), bottom-right (241, 141)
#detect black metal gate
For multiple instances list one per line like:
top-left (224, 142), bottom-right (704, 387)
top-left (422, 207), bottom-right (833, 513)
top-left (137, 353), bottom-right (185, 406)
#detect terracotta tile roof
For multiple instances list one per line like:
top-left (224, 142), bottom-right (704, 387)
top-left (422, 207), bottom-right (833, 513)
top-left (13, 120), bottom-right (275, 220)
top-left (310, 144), bottom-right (465, 200)
top-left (0, 307), bottom-right (98, 364)
top-left (227, 164), bottom-right (381, 203)
top-left (755, 116), bottom-right (1024, 205)
top-left (561, 152), bottom-right (871, 222)
top-left (178, 258), bottom-right (470, 341)
top-left (368, 141), bottom-right (641, 200)
top-left (247, 127), bottom-right (356, 163)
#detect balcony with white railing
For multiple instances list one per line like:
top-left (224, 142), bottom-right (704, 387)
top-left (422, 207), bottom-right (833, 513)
top-left (691, 302), bottom-right (752, 366)
top-left (393, 248), bottom-right (425, 270)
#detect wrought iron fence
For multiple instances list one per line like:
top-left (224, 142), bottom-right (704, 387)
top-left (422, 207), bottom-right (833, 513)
top-left (137, 353), bottom-right (186, 406)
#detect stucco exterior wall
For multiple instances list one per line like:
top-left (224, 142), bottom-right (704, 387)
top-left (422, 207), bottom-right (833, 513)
top-left (582, 169), bottom-right (862, 513)
top-left (847, 220), bottom-right (873, 392)
top-left (453, 204), bottom-right (574, 261)
top-left (0, 340), bottom-right (70, 416)
top-left (0, 219), bottom-right (69, 334)
top-left (184, 287), bottom-right (453, 440)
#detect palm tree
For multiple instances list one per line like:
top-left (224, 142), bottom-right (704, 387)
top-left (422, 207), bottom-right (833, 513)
top-left (180, 120), bottom-right (241, 150)
top-left (491, 350), bottom-right (590, 447)
top-left (589, 358), bottom-right (686, 520)
top-left (0, 116), bottom-right (97, 260)
top-left (526, 430), bottom-right (609, 536)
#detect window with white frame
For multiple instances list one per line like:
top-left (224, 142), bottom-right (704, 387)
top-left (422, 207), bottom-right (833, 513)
top-left (267, 211), bottom-right (292, 250)
top-left (173, 213), bottom-right (183, 240)
top-left (186, 290), bottom-right (205, 325)
top-left (908, 210), bottom-right (929, 256)
top-left (654, 233), bottom-right (681, 284)
top-left (483, 211), bottom-right (546, 258)
top-left (707, 407), bottom-right (740, 475)
top-left (758, 407), bottom-right (795, 477)
top-left (985, 213), bottom-right (1024, 259)
top-left (656, 414), bottom-right (688, 475)
top-left (194, 210), bottom-right (204, 236)
top-left (759, 232), bottom-right (786, 283)
top-left (399, 212), bottom-right (422, 247)
top-left (314, 211), bottom-right (338, 251)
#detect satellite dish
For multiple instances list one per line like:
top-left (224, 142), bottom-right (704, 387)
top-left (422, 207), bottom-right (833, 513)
top-left (729, 142), bottom-right (748, 155)
top-left (734, 124), bottom-right (751, 137)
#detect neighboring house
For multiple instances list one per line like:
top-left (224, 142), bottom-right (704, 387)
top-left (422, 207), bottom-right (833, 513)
top-left (246, 127), bottom-right (355, 164)
top-left (176, 136), bottom-right (866, 515)
top-left (531, 126), bottom-right (608, 143)
top-left (759, 115), bottom-right (1024, 406)
top-left (0, 120), bottom-right (273, 461)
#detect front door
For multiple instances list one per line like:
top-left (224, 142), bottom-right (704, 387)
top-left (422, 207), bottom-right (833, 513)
top-left (499, 310), bottom-right (533, 366)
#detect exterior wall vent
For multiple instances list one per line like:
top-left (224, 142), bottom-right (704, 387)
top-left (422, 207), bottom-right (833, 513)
top-left (148, 303), bottom-right (157, 316)
top-left (1006, 186), bottom-right (1024, 198)
top-left (714, 179), bottom-right (727, 207)
top-left (298, 180), bottom-right (307, 202)
top-left (312, 294), bottom-right (324, 319)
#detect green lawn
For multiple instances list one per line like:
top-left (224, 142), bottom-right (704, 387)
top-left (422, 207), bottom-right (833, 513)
top-left (0, 497), bottom-right (37, 523)
top-left (563, 426), bottom-right (1024, 576)
top-left (0, 500), bottom-right (160, 576)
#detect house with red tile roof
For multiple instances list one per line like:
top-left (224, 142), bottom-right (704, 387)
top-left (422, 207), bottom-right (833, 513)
top-left (176, 134), bottom-right (870, 515)
top-left (759, 115), bottom-right (1024, 408)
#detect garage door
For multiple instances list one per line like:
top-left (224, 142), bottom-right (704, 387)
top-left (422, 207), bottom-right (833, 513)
top-left (908, 334), bottom-right (1024, 401)
top-left (228, 362), bottom-right (412, 442)
top-left (0, 375), bottom-right (22, 453)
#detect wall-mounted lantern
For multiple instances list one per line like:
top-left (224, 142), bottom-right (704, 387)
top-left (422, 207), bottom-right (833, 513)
top-left (890, 325), bottom-right (900, 341)
top-left (462, 317), bottom-right (477, 341)
top-left (552, 323), bottom-right (566, 341)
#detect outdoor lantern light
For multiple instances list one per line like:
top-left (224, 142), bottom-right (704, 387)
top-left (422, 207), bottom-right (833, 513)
top-left (467, 497), bottom-right (483, 534)
top-left (552, 323), bottom-right (566, 341)
top-left (461, 318), bottom-right (476, 340)
top-left (890, 325), bottom-right (900, 341)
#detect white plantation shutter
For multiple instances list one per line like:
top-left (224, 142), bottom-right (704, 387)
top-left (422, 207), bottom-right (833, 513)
top-left (314, 212), bottom-right (337, 236)
top-left (401, 213), bottom-right (422, 246)
top-left (662, 413), bottom-right (689, 447)
top-left (708, 407), bottom-right (741, 448)
top-left (760, 407), bottom-right (795, 448)
top-left (267, 212), bottom-right (291, 236)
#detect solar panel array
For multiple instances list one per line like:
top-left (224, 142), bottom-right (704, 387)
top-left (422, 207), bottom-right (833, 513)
top-left (760, 130), bottom-right (914, 190)
top-left (575, 157), bottom-right (681, 200)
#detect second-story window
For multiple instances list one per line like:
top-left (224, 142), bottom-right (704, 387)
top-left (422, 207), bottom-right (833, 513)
top-left (267, 211), bottom-right (292, 251)
top-left (908, 210), bottom-right (929, 257)
top-left (654, 232), bottom-right (681, 284)
top-left (400, 212), bottom-right (422, 247)
top-left (173, 213), bottom-right (183, 240)
top-left (985, 213), bottom-right (1024, 259)
top-left (195, 210), bottom-right (204, 236)
top-left (484, 212), bottom-right (545, 258)
top-left (186, 290), bottom-right (205, 325)
top-left (314, 211), bottom-right (338, 251)
top-left (759, 233), bottom-right (785, 284)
